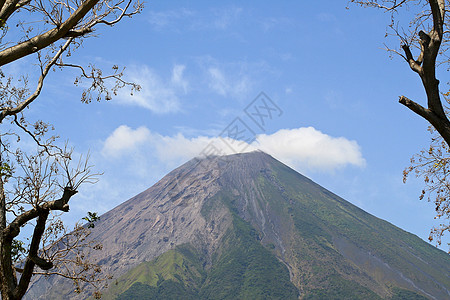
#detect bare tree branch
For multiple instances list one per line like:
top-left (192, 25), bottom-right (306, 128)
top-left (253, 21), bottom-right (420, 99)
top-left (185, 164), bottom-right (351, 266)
top-left (0, 0), bottom-right (100, 66)
top-left (0, 38), bottom-right (73, 122)
top-left (0, 0), bottom-right (26, 23)
top-left (402, 44), bottom-right (423, 73)
top-left (5, 187), bottom-right (77, 240)
top-left (399, 95), bottom-right (432, 118)
top-left (349, 0), bottom-right (408, 11)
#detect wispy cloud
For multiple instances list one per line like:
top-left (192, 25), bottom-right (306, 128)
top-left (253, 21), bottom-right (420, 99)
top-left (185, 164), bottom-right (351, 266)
top-left (201, 58), bottom-right (266, 99)
top-left (171, 65), bottom-right (188, 92)
top-left (116, 65), bottom-right (188, 113)
top-left (211, 7), bottom-right (243, 29)
top-left (316, 12), bottom-right (337, 22)
top-left (208, 67), bottom-right (250, 97)
top-left (147, 7), bottom-right (243, 32)
top-left (102, 126), bottom-right (365, 173)
top-left (148, 8), bottom-right (195, 30)
top-left (315, 12), bottom-right (342, 35)
top-left (258, 16), bottom-right (295, 32)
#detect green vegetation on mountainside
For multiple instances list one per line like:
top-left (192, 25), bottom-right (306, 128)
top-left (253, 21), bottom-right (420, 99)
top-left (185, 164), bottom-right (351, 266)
top-left (303, 274), bottom-right (381, 300)
top-left (110, 202), bottom-right (298, 300)
top-left (104, 245), bottom-right (204, 299)
top-left (199, 199), bottom-right (298, 299)
top-left (266, 159), bottom-right (449, 297)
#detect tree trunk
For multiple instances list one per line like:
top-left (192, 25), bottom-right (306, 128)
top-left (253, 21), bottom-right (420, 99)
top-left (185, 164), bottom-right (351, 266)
top-left (0, 175), bottom-right (15, 300)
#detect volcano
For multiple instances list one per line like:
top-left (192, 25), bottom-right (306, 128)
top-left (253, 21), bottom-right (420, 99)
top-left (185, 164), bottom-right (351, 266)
top-left (26, 151), bottom-right (450, 299)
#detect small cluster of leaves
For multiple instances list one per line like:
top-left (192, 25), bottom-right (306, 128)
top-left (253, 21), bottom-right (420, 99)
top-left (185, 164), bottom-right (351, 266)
top-left (0, 161), bottom-right (11, 178)
top-left (11, 239), bottom-right (28, 263)
top-left (70, 63), bottom-right (141, 103)
top-left (0, 70), bottom-right (31, 110)
top-left (82, 211), bottom-right (100, 228)
top-left (403, 127), bottom-right (450, 251)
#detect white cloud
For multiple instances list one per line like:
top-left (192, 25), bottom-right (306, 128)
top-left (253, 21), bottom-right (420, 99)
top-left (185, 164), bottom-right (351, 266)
top-left (256, 127), bottom-right (366, 171)
top-left (102, 126), bottom-right (365, 173)
top-left (102, 127), bottom-right (243, 169)
top-left (102, 125), bottom-right (151, 157)
top-left (117, 65), bottom-right (187, 113)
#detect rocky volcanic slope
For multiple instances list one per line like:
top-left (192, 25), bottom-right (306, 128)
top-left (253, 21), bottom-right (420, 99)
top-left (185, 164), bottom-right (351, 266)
top-left (25, 151), bottom-right (450, 299)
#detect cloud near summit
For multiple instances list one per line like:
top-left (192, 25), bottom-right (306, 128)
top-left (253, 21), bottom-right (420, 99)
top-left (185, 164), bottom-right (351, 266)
top-left (102, 125), bottom-right (365, 172)
top-left (255, 127), bottom-right (365, 171)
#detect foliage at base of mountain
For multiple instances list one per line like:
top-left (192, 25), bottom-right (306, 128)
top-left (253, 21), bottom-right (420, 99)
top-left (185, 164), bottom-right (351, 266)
top-left (116, 281), bottom-right (197, 300)
top-left (390, 287), bottom-right (429, 300)
top-left (198, 209), bottom-right (298, 300)
top-left (302, 274), bottom-right (381, 300)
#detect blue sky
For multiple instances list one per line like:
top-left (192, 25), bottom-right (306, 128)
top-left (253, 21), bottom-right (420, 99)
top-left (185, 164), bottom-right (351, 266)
top-left (14, 1), bottom-right (448, 249)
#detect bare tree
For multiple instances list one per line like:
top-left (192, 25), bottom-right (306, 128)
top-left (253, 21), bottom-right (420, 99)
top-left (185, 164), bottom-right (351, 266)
top-left (0, 0), bottom-right (143, 299)
top-left (350, 0), bottom-right (450, 250)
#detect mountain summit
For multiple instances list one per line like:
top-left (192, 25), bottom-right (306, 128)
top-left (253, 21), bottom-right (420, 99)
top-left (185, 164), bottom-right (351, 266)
top-left (27, 151), bottom-right (450, 299)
